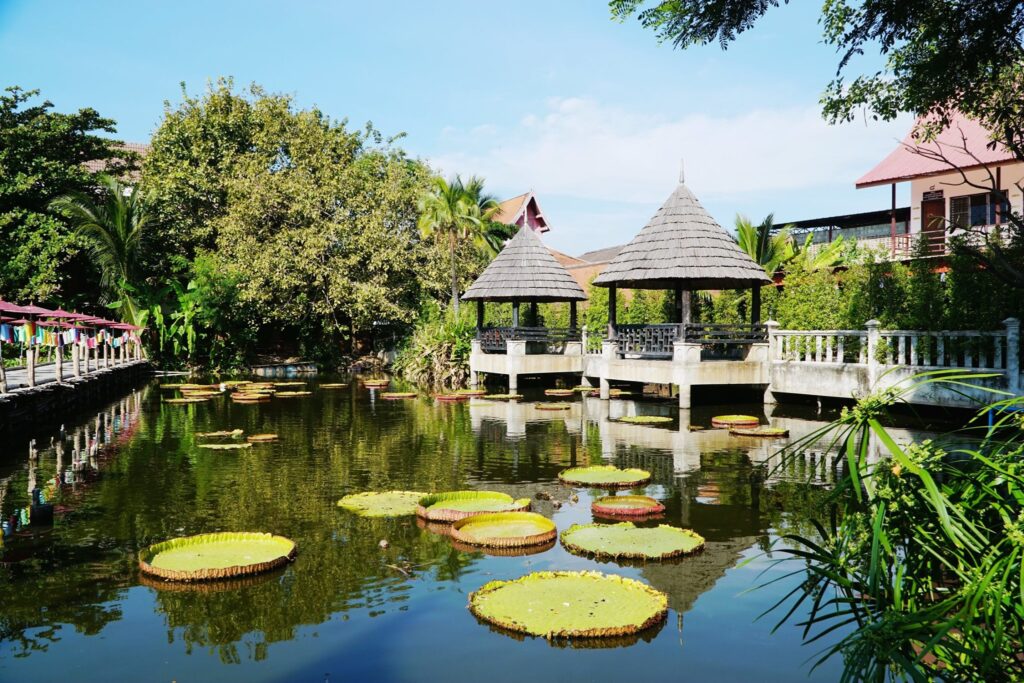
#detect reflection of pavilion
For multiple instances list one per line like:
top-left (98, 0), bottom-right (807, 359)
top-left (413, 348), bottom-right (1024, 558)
top-left (468, 398), bottom-right (584, 440)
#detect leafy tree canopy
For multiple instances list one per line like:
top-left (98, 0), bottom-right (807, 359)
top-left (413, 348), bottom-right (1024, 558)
top-left (0, 86), bottom-right (130, 301)
top-left (611, 1), bottom-right (1024, 155)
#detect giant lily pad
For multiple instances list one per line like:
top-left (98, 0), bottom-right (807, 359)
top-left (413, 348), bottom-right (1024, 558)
top-left (544, 389), bottom-right (574, 397)
top-left (561, 522), bottom-right (704, 560)
top-left (197, 443), bottom-right (252, 450)
top-left (558, 465), bottom-right (651, 488)
top-left (232, 394), bottom-right (270, 403)
top-left (362, 379), bottom-right (390, 389)
top-left (416, 491), bottom-right (531, 522)
top-left (337, 490), bottom-right (427, 517)
top-left (535, 402), bottom-right (571, 411)
top-left (729, 426), bottom-right (789, 438)
top-left (275, 391), bottom-right (312, 398)
top-left (711, 414), bottom-right (759, 428)
top-left (591, 495), bottom-right (665, 518)
top-left (247, 433), bottom-right (279, 443)
top-left (450, 512), bottom-right (556, 549)
top-left (454, 389), bottom-right (487, 397)
top-left (435, 394), bottom-right (469, 402)
top-left (197, 429), bottom-right (244, 438)
top-left (469, 570), bottom-right (667, 638)
top-left (164, 398), bottom-right (208, 404)
top-left (381, 392), bottom-right (416, 400)
top-left (138, 532), bottom-right (297, 581)
top-left (272, 381), bottom-right (305, 387)
top-left (616, 416), bottom-right (672, 425)
top-left (320, 383), bottom-right (349, 389)
top-left (485, 393), bottom-right (523, 401)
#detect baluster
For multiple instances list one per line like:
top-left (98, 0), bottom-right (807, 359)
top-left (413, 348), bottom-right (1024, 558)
top-left (825, 335), bottom-right (833, 362)
top-left (923, 334), bottom-right (931, 366)
top-left (980, 337), bottom-right (989, 369)
top-left (815, 335), bottom-right (822, 362)
top-left (909, 335), bottom-right (918, 367)
top-left (937, 336), bottom-right (945, 366)
top-left (837, 336), bottom-right (845, 363)
top-left (858, 337), bottom-right (866, 364)
top-left (897, 336), bottom-right (905, 365)
top-left (964, 337), bottom-right (973, 368)
top-left (804, 336), bottom-right (812, 362)
top-left (995, 334), bottom-right (1004, 369)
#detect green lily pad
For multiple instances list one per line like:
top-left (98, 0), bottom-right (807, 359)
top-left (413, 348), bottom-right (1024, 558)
top-left (591, 495), bottom-right (666, 518)
top-left (454, 389), bottom-right (487, 396)
top-left (616, 416), bottom-right (673, 425)
top-left (535, 402), bottom-right (571, 411)
top-left (729, 426), bottom-right (789, 437)
top-left (275, 391), bottom-right (312, 397)
top-left (711, 414), bottom-right (759, 428)
top-left (485, 394), bottom-right (523, 401)
top-left (196, 429), bottom-right (244, 438)
top-left (336, 490), bottom-right (427, 517)
top-left (558, 465), bottom-right (651, 488)
top-left (416, 491), bottom-right (531, 522)
top-left (164, 397), bottom-right (209, 404)
top-left (469, 570), bottom-right (667, 638)
top-left (561, 522), bottom-right (704, 560)
top-left (138, 532), bottom-right (297, 581)
top-left (450, 512), bottom-right (556, 548)
top-left (381, 392), bottom-right (417, 399)
top-left (320, 383), bottom-right (349, 389)
top-left (544, 389), bottom-right (574, 397)
top-left (197, 443), bottom-right (253, 450)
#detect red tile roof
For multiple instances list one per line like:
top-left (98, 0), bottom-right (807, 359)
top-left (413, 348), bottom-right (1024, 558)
top-left (83, 141), bottom-right (150, 177)
top-left (856, 114), bottom-right (1015, 188)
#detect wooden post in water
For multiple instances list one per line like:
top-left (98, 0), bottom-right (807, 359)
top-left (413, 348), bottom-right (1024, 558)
top-left (27, 340), bottom-right (35, 388)
top-left (55, 340), bottom-right (63, 384)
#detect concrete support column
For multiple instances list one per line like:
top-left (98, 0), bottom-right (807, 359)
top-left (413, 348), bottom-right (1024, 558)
top-left (1004, 317), bottom-right (1020, 394)
top-left (764, 320), bottom-right (779, 404)
top-left (507, 339), bottom-right (526, 395)
top-left (599, 339), bottom-right (617, 399)
top-left (469, 339), bottom-right (481, 389)
top-left (866, 319), bottom-right (881, 390)
top-left (677, 383), bottom-right (691, 409)
top-left (27, 342), bottom-right (36, 388)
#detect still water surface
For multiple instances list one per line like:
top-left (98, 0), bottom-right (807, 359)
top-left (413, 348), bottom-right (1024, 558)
top-left (0, 380), bottom-right (875, 682)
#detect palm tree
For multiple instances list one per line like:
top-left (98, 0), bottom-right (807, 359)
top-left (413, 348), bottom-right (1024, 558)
top-left (790, 233), bottom-right (848, 272)
top-left (417, 175), bottom-right (500, 314)
top-left (50, 174), bottom-right (150, 324)
top-left (735, 213), bottom-right (796, 276)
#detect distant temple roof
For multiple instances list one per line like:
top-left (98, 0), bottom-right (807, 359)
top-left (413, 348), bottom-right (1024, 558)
top-left (856, 114), bottom-right (1015, 188)
top-left (576, 244), bottom-right (624, 264)
top-left (462, 223), bottom-right (586, 302)
top-left (593, 177), bottom-right (769, 290)
top-left (494, 190), bottom-right (550, 233)
top-left (84, 141), bottom-right (150, 176)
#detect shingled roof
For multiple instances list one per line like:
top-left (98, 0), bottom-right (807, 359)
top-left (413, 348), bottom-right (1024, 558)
top-left (593, 179), bottom-right (770, 290)
top-left (461, 225), bottom-right (587, 302)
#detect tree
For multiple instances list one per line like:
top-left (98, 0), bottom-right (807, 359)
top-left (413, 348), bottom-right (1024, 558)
top-left (610, 1), bottom-right (1024, 157)
top-left (417, 175), bottom-right (499, 315)
top-left (50, 175), bottom-right (150, 325)
top-left (735, 213), bottom-right (795, 275)
top-left (0, 86), bottom-right (130, 302)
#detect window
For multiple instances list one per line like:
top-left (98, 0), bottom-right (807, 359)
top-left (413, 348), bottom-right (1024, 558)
top-left (949, 191), bottom-right (1008, 227)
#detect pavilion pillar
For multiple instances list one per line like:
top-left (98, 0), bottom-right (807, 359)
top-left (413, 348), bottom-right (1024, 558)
top-left (512, 301), bottom-right (520, 328)
top-left (751, 285), bottom-right (762, 324)
top-left (476, 300), bottom-right (484, 336)
top-left (530, 301), bottom-right (538, 327)
top-left (569, 301), bottom-right (578, 331)
top-left (681, 290), bottom-right (691, 325)
top-left (607, 285), bottom-right (617, 340)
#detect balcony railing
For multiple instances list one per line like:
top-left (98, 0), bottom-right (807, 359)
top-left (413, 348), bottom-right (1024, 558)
top-left (478, 326), bottom-right (580, 354)
top-left (612, 323), bottom-right (767, 359)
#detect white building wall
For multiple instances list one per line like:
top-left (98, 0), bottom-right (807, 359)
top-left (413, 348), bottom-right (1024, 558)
top-left (908, 161), bottom-right (1024, 233)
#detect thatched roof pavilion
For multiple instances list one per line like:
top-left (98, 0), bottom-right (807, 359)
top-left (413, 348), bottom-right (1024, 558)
top-left (463, 225), bottom-right (586, 329)
top-left (593, 173), bottom-right (770, 331)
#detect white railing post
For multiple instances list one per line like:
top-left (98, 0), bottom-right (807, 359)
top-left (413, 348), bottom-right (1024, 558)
top-left (765, 321), bottom-right (779, 361)
top-left (1005, 318), bottom-right (1020, 393)
top-left (581, 325), bottom-right (588, 354)
top-left (866, 320), bottom-right (881, 389)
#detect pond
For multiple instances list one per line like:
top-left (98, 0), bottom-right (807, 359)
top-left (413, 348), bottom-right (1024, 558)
top-left (0, 379), bottom-right (948, 682)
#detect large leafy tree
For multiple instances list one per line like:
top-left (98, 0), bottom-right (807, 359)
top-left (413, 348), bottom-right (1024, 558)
top-left (0, 86), bottom-right (130, 302)
top-left (50, 174), bottom-right (151, 325)
top-left (417, 175), bottom-right (500, 315)
top-left (611, 1), bottom-right (1024, 155)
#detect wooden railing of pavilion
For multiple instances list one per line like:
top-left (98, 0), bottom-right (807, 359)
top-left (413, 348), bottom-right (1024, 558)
top-left (478, 326), bottom-right (581, 354)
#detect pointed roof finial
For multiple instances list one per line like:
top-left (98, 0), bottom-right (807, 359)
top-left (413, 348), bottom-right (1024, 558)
top-left (679, 158), bottom-right (685, 185)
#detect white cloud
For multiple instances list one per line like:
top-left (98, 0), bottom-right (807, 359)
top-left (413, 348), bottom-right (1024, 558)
top-left (428, 97), bottom-right (912, 205)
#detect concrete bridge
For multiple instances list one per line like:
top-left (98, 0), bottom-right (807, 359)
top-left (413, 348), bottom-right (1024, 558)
top-left (469, 318), bottom-right (1022, 410)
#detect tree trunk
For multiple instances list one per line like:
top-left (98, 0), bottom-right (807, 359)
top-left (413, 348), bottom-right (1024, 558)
top-left (450, 231), bottom-right (460, 316)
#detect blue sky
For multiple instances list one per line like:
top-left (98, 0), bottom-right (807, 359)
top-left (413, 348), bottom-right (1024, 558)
top-left (0, 0), bottom-right (910, 255)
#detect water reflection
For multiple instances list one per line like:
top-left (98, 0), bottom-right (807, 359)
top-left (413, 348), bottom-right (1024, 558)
top-left (0, 382), bottom-right (961, 681)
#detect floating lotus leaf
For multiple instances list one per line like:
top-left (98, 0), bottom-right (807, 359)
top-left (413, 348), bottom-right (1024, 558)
top-left (247, 433), bottom-right (279, 443)
top-left (450, 537), bottom-right (556, 557)
top-left (729, 426), bottom-right (790, 438)
top-left (485, 393), bottom-right (523, 401)
top-left (536, 402), bottom-right (571, 411)
top-left (711, 414), bottom-right (759, 428)
top-left (222, 380), bottom-right (251, 386)
top-left (468, 570), bottom-right (667, 638)
top-left (591, 495), bottom-right (666, 518)
top-left (616, 416), bottom-right (672, 425)
top-left (561, 522), bottom-right (704, 560)
top-left (572, 385), bottom-right (597, 392)
top-left (272, 381), bottom-right (306, 387)
top-left (197, 443), bottom-right (253, 450)
top-left (450, 512), bottom-right (556, 548)
top-left (320, 383), bottom-right (349, 389)
top-left (608, 389), bottom-right (635, 398)
top-left (337, 490), bottom-right (427, 517)
top-left (232, 394), bottom-right (270, 403)
top-left (416, 491), bottom-right (531, 522)
top-left (454, 389), bottom-right (487, 396)
top-left (435, 394), bottom-right (469, 402)
top-left (558, 465), bottom-right (651, 488)
top-left (275, 391), bottom-right (312, 397)
top-left (164, 398), bottom-right (208, 404)
top-left (544, 389), bottom-right (574, 397)
top-left (159, 383), bottom-right (187, 390)
top-left (138, 532), bottom-right (297, 582)
top-left (362, 379), bottom-right (390, 388)
top-left (381, 392), bottom-right (416, 399)
top-left (179, 391), bottom-right (220, 398)
top-left (196, 429), bottom-right (244, 438)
